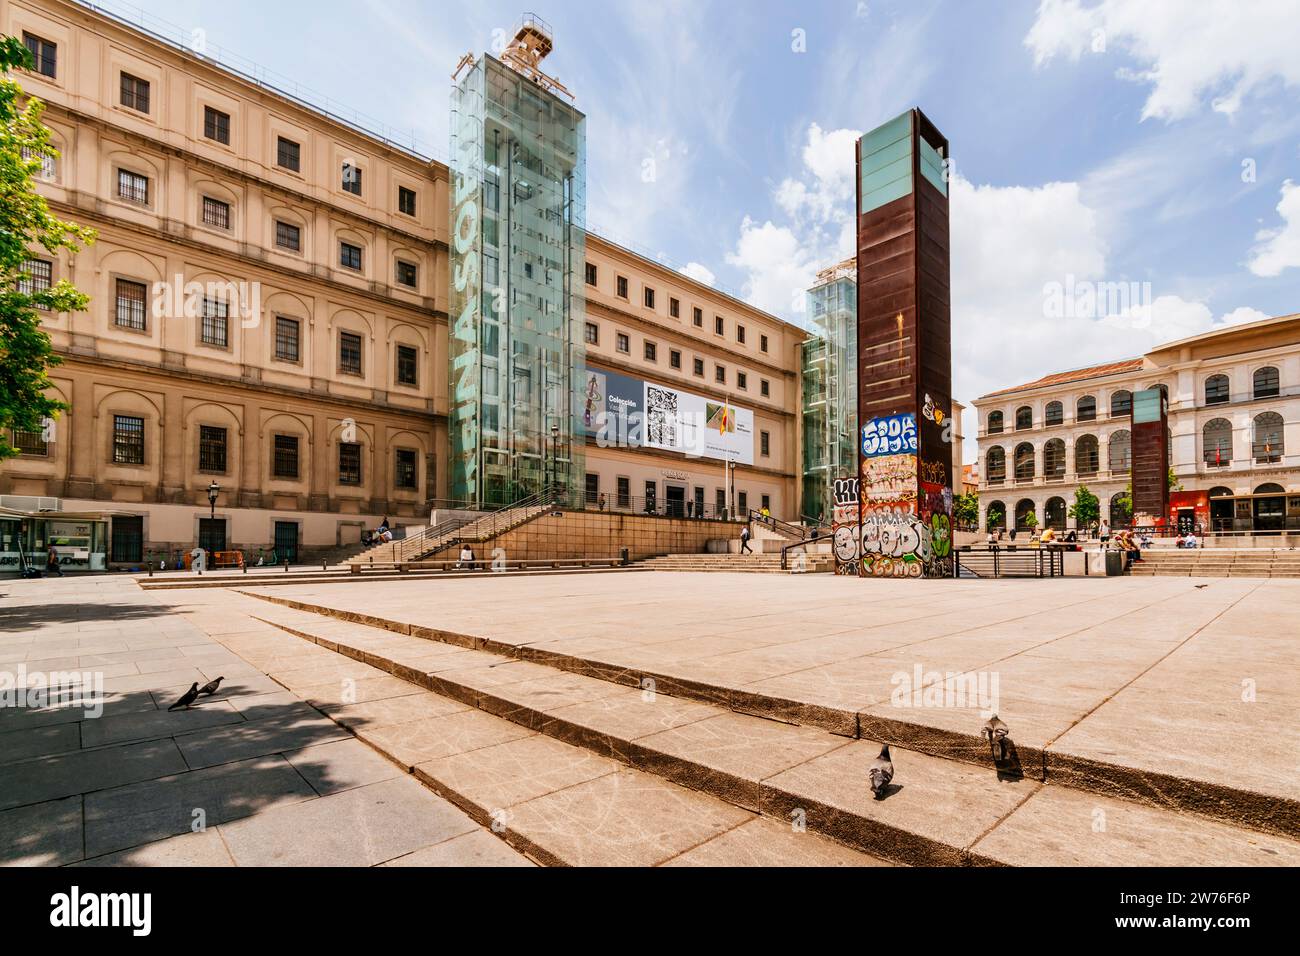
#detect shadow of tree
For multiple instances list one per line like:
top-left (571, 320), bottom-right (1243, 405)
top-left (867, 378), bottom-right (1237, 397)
top-left (0, 602), bottom-right (173, 633)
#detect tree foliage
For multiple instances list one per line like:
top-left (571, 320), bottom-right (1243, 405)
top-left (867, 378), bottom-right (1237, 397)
top-left (1068, 484), bottom-right (1101, 529)
top-left (952, 490), bottom-right (979, 529)
top-left (0, 36), bottom-right (95, 460)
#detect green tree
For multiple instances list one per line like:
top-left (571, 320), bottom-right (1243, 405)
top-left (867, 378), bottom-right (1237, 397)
top-left (1115, 468), bottom-right (1180, 514)
top-left (985, 502), bottom-right (1004, 529)
top-left (953, 490), bottom-right (979, 530)
top-left (1022, 509), bottom-right (1038, 530)
top-left (0, 36), bottom-right (95, 461)
top-left (1068, 484), bottom-right (1101, 530)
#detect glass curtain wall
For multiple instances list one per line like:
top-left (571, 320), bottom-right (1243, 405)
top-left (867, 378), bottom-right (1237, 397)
top-left (800, 272), bottom-right (858, 521)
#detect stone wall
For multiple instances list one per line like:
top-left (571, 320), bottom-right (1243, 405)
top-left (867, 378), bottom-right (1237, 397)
top-left (482, 509), bottom-right (745, 562)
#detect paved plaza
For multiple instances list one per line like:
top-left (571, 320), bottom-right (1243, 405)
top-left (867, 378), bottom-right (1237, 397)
top-left (2, 570), bottom-right (1297, 866)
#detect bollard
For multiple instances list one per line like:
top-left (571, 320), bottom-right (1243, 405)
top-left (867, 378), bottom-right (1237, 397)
top-left (322, 560), bottom-right (327, 571)
top-left (283, 558), bottom-right (289, 573)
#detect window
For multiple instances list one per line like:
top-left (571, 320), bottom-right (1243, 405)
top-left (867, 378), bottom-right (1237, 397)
top-left (616, 476), bottom-right (631, 509)
top-left (395, 260), bottom-right (418, 288)
top-left (17, 258), bottom-right (51, 307)
top-left (738, 492), bottom-right (748, 515)
top-left (119, 73), bottom-right (150, 113)
top-left (585, 473), bottom-right (599, 505)
top-left (645, 480), bottom-right (657, 512)
top-left (396, 344), bottom-right (418, 386)
top-left (644, 286), bottom-right (655, 309)
top-left (714, 315), bottom-right (724, 335)
top-left (1203, 419), bottom-right (1232, 466)
top-left (342, 162), bottom-right (362, 195)
top-left (1254, 412), bottom-right (1283, 462)
top-left (760, 334), bottom-right (769, 353)
top-left (986, 447), bottom-right (1006, 482)
top-left (761, 494), bottom-right (771, 512)
top-left (737, 371), bottom-right (747, 390)
top-left (760, 431), bottom-right (770, 457)
top-left (112, 415), bottom-right (145, 465)
top-left (644, 341), bottom-right (657, 362)
top-left (114, 279), bottom-right (147, 331)
top-left (277, 136), bottom-right (300, 172)
top-left (670, 349), bottom-right (681, 370)
top-left (339, 241), bottom-right (363, 271)
top-left (1045, 401), bottom-right (1063, 426)
top-left (669, 297), bottom-right (680, 318)
top-left (693, 358), bottom-right (704, 376)
top-left (1253, 366), bottom-right (1280, 399)
top-left (200, 297), bottom-right (229, 348)
top-left (1015, 406), bottom-right (1033, 430)
top-left (1044, 438), bottom-right (1066, 477)
top-left (397, 186), bottom-right (417, 216)
top-left (274, 316), bottom-right (300, 362)
top-left (1014, 443), bottom-right (1035, 480)
top-left (275, 220), bottom-right (301, 251)
top-left (338, 442), bottom-right (362, 485)
top-left (715, 365), bottom-right (726, 384)
top-left (198, 425), bottom-right (227, 473)
top-left (201, 196), bottom-right (230, 230)
top-left (987, 410), bottom-right (1004, 434)
top-left (1205, 374), bottom-right (1230, 405)
top-left (339, 331), bottom-right (363, 375)
top-left (1109, 430), bottom-right (1131, 473)
top-left (737, 324), bottom-right (746, 344)
top-left (203, 106), bottom-right (230, 144)
top-left (584, 322), bottom-right (598, 345)
top-left (1075, 435), bottom-right (1099, 475)
top-left (760, 379), bottom-right (770, 398)
top-left (616, 332), bottom-right (629, 354)
top-left (21, 145), bottom-right (55, 180)
top-left (1076, 396), bottom-right (1096, 422)
top-left (117, 169), bottom-right (149, 205)
top-left (12, 427), bottom-right (47, 456)
top-left (273, 434), bottom-right (299, 479)
top-left (22, 33), bottom-right (56, 78)
top-left (616, 275), bottom-right (628, 299)
top-left (585, 262), bottom-right (597, 286)
top-left (1110, 390), bottom-right (1132, 417)
top-left (394, 449), bottom-right (418, 490)
top-left (693, 307), bottom-right (703, 327)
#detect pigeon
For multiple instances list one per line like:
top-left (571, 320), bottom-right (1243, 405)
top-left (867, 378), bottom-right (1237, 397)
top-left (981, 714), bottom-right (1011, 762)
top-left (868, 744), bottom-right (894, 799)
top-left (168, 682), bottom-right (200, 711)
top-left (197, 676), bottom-right (224, 697)
top-left (1194, 584), bottom-right (1209, 589)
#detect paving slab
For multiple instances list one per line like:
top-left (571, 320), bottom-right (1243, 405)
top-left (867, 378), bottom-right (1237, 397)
top-left (663, 815), bottom-right (890, 867)
top-left (380, 829), bottom-right (535, 867)
top-left (0, 796), bottom-right (83, 866)
top-left (75, 829), bottom-right (235, 867)
top-left (0, 737), bottom-right (188, 811)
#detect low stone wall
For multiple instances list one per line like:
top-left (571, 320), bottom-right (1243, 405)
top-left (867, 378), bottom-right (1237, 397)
top-left (481, 509), bottom-right (746, 562)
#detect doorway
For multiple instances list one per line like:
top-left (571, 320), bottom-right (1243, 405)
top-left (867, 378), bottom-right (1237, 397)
top-left (666, 485), bottom-right (686, 517)
top-left (274, 521), bottom-right (299, 563)
top-left (111, 515), bottom-right (143, 563)
top-left (198, 518), bottom-right (227, 553)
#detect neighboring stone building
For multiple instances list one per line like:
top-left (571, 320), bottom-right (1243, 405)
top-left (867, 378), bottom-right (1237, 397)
top-left (973, 313), bottom-right (1300, 537)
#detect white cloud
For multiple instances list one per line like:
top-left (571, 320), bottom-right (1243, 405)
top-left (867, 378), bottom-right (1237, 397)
top-left (1026, 0), bottom-right (1300, 120)
top-left (1248, 179), bottom-right (1300, 277)
top-left (679, 261), bottom-right (716, 287)
top-left (725, 218), bottom-right (823, 320)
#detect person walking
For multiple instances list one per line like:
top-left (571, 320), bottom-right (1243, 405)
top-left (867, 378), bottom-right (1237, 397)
top-left (739, 525), bottom-right (753, 554)
top-left (45, 544), bottom-right (64, 577)
top-left (1099, 520), bottom-right (1110, 549)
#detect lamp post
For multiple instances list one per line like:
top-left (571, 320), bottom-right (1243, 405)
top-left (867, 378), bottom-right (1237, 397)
top-left (549, 423), bottom-right (560, 503)
top-left (207, 481), bottom-right (220, 521)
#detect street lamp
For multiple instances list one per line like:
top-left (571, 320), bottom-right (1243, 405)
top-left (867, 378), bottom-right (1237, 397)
top-left (207, 481), bottom-right (220, 520)
top-left (549, 423), bottom-right (560, 502)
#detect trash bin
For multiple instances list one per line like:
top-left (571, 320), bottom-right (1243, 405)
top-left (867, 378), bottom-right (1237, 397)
top-left (1105, 549), bottom-right (1124, 576)
top-left (620, 547), bottom-right (629, 566)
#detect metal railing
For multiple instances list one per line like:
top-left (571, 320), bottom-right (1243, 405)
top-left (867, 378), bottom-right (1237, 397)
top-left (749, 509), bottom-right (809, 541)
top-left (954, 546), bottom-right (1064, 578)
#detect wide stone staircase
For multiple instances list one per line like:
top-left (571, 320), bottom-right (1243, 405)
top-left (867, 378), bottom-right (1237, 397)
top-left (219, 588), bottom-right (1300, 867)
top-left (1129, 548), bottom-right (1300, 578)
top-left (637, 552), bottom-right (833, 573)
top-left (348, 499), bottom-right (552, 567)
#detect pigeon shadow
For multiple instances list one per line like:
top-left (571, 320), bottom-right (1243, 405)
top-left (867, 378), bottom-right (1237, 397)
top-left (873, 783), bottom-right (904, 801)
top-left (992, 739), bottom-right (1025, 783)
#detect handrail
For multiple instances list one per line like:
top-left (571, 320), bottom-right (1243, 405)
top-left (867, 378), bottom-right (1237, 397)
top-left (779, 538), bottom-right (808, 571)
top-left (750, 509), bottom-right (810, 541)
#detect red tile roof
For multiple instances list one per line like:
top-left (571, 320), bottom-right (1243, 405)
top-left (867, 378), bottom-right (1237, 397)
top-left (982, 358), bottom-right (1144, 398)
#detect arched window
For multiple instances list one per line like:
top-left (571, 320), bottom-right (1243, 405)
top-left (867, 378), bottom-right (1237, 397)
top-left (1043, 438), bottom-right (1066, 478)
top-left (1208, 486), bottom-right (1233, 498)
top-left (1203, 418), bottom-right (1232, 467)
top-left (986, 446), bottom-right (1006, 482)
top-left (1075, 434), bottom-right (1099, 474)
top-left (1148, 383), bottom-right (1169, 401)
top-left (1253, 366), bottom-right (1280, 399)
top-left (1015, 406), bottom-right (1033, 430)
top-left (1255, 482), bottom-right (1284, 495)
top-left (1014, 442), bottom-right (1035, 480)
top-left (1253, 412), bottom-right (1283, 462)
top-left (1109, 493), bottom-right (1131, 529)
top-left (985, 500), bottom-right (1006, 530)
top-left (987, 410), bottom-right (1004, 434)
top-left (1109, 429), bottom-right (1131, 473)
top-left (1076, 395), bottom-right (1096, 422)
top-left (1044, 496), bottom-right (1066, 530)
top-left (1015, 499), bottom-right (1037, 531)
top-left (1045, 401), bottom-right (1063, 426)
top-left (1204, 374), bottom-right (1229, 405)
top-left (1110, 390), bottom-right (1132, 417)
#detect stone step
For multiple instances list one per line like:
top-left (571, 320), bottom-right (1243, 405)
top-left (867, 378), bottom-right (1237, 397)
top-left (239, 595), bottom-right (1300, 866)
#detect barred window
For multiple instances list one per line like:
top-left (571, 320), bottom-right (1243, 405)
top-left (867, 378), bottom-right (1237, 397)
top-left (342, 163), bottom-right (362, 195)
top-left (616, 276), bottom-right (628, 298)
top-left (394, 449), bottom-right (418, 490)
top-left (274, 316), bottom-right (300, 362)
top-left (339, 241), bottom-right (362, 271)
top-left (760, 334), bottom-right (769, 353)
top-left (12, 428), bottom-right (47, 456)
top-left (117, 169), bottom-right (149, 204)
top-left (112, 415), bottom-right (145, 465)
top-left (120, 73), bottom-right (150, 112)
top-left (396, 344), bottom-right (418, 386)
top-left (17, 258), bottom-right (52, 308)
top-left (693, 307), bottom-right (703, 327)
top-left (670, 349), bottom-right (681, 369)
top-left (200, 297), bottom-right (228, 348)
top-left (276, 136), bottom-right (300, 172)
top-left (21, 146), bottom-right (55, 180)
top-left (715, 365), bottom-right (726, 384)
top-left (398, 186), bottom-right (416, 216)
top-left (669, 297), bottom-right (680, 318)
top-left (737, 371), bottom-right (748, 390)
top-left (338, 442), bottom-right (362, 485)
top-left (273, 434), bottom-right (299, 479)
top-left (23, 33), bottom-right (56, 78)
top-left (761, 379), bottom-right (770, 397)
top-left (693, 358), bottom-right (704, 376)
top-left (275, 220), bottom-right (301, 252)
top-left (339, 331), bottom-right (363, 375)
top-left (644, 341), bottom-right (657, 362)
top-left (202, 196), bottom-right (230, 229)
top-left (114, 278), bottom-right (148, 331)
top-left (737, 324), bottom-right (746, 344)
top-left (198, 425), bottom-right (227, 473)
top-left (395, 260), bottom-right (417, 287)
top-left (203, 106), bottom-right (230, 144)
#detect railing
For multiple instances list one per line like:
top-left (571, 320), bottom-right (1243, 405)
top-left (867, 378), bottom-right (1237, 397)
top-left (954, 546), bottom-right (1064, 578)
top-left (750, 510), bottom-right (809, 541)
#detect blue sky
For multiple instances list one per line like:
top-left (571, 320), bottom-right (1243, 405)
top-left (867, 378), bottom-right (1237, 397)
top-left (99, 0), bottom-right (1300, 451)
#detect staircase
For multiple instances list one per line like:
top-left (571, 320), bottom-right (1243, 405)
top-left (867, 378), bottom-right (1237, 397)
top-left (347, 494), bottom-right (554, 567)
top-left (1129, 548), bottom-right (1300, 578)
top-left (637, 552), bottom-right (833, 573)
